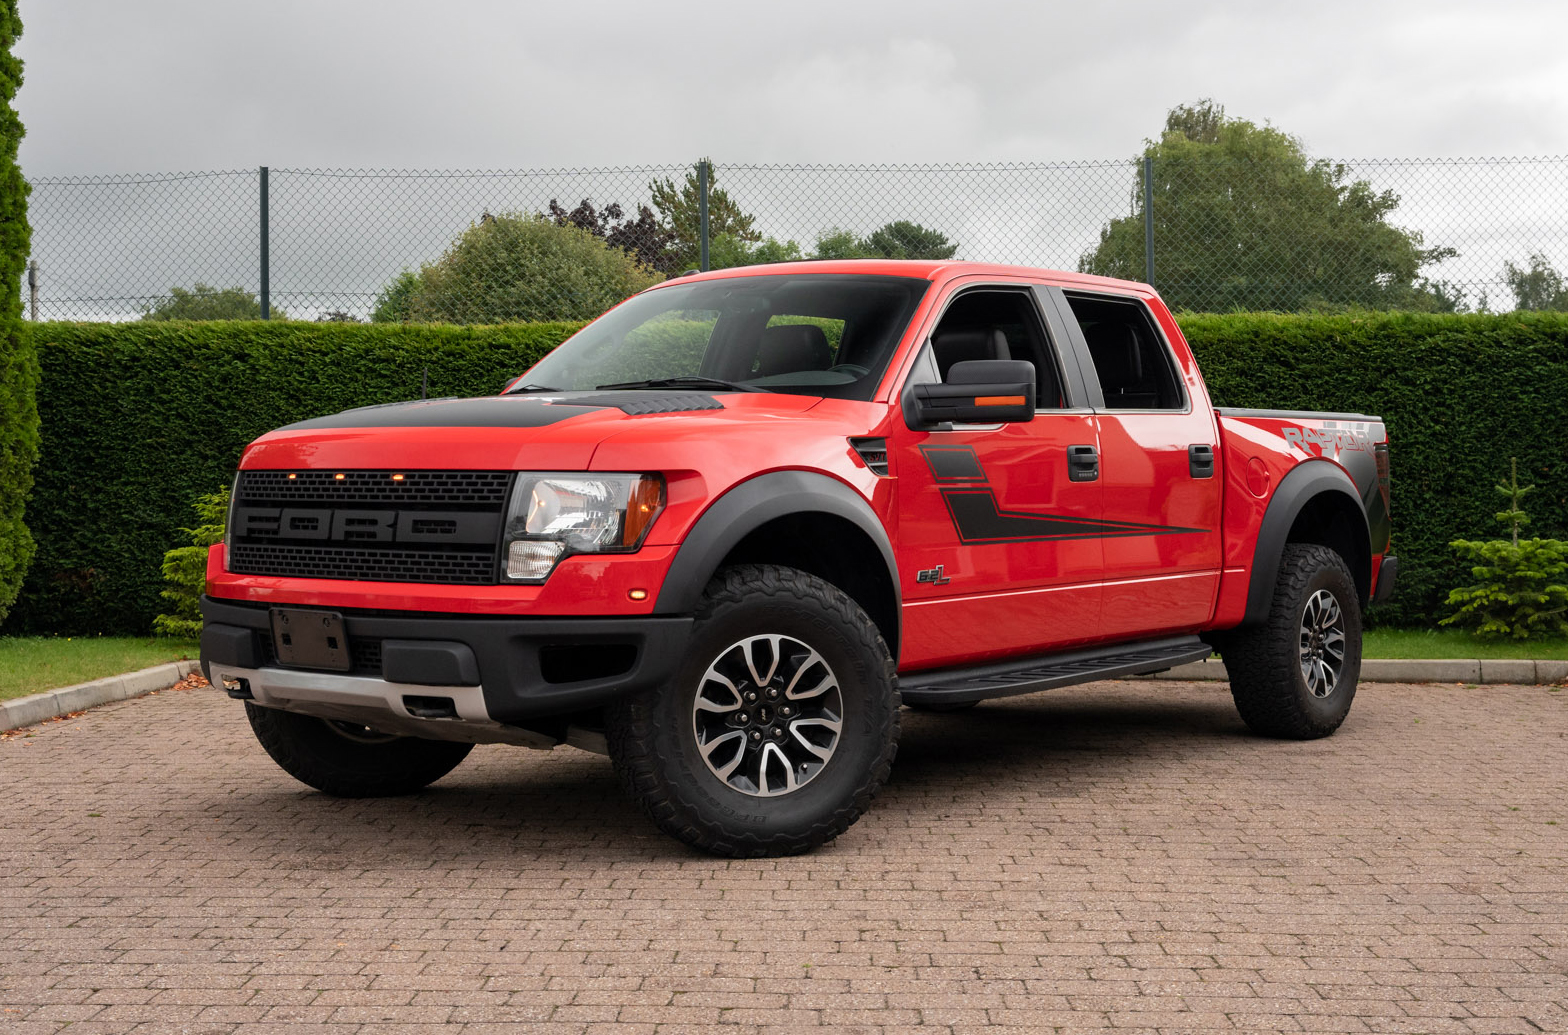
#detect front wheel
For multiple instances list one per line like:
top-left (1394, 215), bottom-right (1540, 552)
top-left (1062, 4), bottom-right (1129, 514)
top-left (245, 703), bottom-right (474, 797)
top-left (606, 564), bottom-right (900, 857)
top-left (1221, 543), bottom-right (1363, 739)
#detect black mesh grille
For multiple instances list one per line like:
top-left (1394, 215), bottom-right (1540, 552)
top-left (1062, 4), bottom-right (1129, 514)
top-left (236, 470), bottom-right (511, 505)
top-left (230, 543), bottom-right (497, 584)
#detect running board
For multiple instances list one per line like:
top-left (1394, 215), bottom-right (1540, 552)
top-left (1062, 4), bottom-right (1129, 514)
top-left (898, 636), bottom-right (1214, 707)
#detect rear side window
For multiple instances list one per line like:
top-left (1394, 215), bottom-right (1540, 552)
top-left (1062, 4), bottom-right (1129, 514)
top-left (1065, 294), bottom-right (1185, 410)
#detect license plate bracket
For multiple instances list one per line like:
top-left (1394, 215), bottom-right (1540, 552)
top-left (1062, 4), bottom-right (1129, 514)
top-left (269, 608), bottom-right (351, 672)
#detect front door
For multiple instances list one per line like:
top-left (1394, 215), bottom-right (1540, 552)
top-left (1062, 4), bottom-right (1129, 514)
top-left (892, 284), bottom-right (1104, 671)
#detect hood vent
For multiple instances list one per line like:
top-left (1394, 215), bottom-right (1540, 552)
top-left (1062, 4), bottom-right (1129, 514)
top-left (571, 392), bottom-right (724, 415)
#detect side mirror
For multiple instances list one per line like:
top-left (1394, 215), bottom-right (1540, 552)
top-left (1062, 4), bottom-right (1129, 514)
top-left (912, 359), bottom-right (1036, 425)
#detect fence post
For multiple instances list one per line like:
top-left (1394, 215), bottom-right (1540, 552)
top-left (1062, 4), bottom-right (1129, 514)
top-left (259, 166), bottom-right (270, 319)
top-left (27, 260), bottom-right (37, 321)
top-left (697, 159), bottom-right (710, 272)
top-left (1142, 155), bottom-right (1155, 288)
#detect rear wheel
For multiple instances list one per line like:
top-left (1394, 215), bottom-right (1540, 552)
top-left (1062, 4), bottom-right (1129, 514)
top-left (245, 703), bottom-right (473, 797)
top-left (1222, 543), bottom-right (1363, 739)
top-left (606, 564), bottom-right (899, 857)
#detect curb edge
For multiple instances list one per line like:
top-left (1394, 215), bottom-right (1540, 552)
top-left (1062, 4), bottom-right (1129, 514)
top-left (1, 659), bottom-right (201, 733)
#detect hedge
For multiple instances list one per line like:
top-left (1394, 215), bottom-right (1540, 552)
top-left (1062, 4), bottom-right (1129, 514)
top-left (11, 320), bottom-right (581, 634)
top-left (11, 312), bottom-right (1568, 635)
top-left (1184, 311), bottom-right (1568, 627)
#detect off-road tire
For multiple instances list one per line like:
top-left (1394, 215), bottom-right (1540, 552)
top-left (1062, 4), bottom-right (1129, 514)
top-left (606, 564), bottom-right (900, 857)
top-left (245, 703), bottom-right (473, 797)
top-left (1222, 543), bottom-right (1363, 739)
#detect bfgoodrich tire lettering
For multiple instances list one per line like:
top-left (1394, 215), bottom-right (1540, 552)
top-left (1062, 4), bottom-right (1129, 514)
top-left (606, 564), bottom-right (900, 857)
top-left (1222, 543), bottom-right (1363, 739)
top-left (245, 703), bottom-right (473, 797)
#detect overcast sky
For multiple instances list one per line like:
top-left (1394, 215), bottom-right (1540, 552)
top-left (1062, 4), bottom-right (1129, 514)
top-left (15, 0), bottom-right (1568, 175)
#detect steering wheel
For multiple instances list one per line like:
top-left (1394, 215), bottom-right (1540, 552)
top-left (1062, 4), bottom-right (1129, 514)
top-left (828, 363), bottom-right (869, 376)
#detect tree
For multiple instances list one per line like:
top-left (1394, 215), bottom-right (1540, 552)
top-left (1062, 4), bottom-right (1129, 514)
top-left (142, 283), bottom-right (288, 321)
top-left (1080, 100), bottom-right (1456, 312)
top-left (548, 198), bottom-right (680, 275)
top-left (370, 269), bottom-right (419, 323)
top-left (1502, 253), bottom-right (1568, 311)
top-left (861, 220), bottom-right (957, 260)
top-left (811, 228), bottom-right (876, 260)
top-left (406, 212), bottom-right (662, 324)
top-left (649, 162), bottom-right (760, 272)
top-left (0, 0), bottom-right (38, 625)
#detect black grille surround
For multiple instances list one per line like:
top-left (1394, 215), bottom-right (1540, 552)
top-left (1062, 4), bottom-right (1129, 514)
top-left (229, 470), bottom-right (513, 585)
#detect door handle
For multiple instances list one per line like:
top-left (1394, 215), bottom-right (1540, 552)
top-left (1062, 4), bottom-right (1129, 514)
top-left (1189, 443), bottom-right (1215, 478)
top-left (1067, 444), bottom-right (1099, 482)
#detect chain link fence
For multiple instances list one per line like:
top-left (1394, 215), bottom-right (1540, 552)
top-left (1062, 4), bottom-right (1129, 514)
top-left (22, 156), bottom-right (1568, 322)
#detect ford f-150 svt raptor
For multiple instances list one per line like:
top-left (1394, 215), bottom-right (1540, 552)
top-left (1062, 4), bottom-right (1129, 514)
top-left (201, 260), bottom-right (1394, 856)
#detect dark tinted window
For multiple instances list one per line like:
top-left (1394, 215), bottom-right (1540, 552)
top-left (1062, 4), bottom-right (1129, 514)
top-left (523, 274), bottom-right (928, 401)
top-left (1065, 294), bottom-right (1184, 410)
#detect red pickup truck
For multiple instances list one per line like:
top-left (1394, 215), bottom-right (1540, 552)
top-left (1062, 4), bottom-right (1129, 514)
top-left (201, 261), bottom-right (1394, 856)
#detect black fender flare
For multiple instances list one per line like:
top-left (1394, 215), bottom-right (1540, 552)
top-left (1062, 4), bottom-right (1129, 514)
top-left (652, 469), bottom-right (901, 636)
top-left (1242, 460), bottom-right (1371, 626)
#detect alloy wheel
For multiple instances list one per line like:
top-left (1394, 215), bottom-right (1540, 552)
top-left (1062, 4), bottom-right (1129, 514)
top-left (691, 634), bottom-right (844, 797)
top-left (1298, 588), bottom-right (1347, 698)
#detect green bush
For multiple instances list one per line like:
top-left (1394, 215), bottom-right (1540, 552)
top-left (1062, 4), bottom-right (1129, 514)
top-left (1440, 460), bottom-right (1568, 640)
top-left (0, 0), bottom-right (38, 627)
top-left (1441, 539), bottom-right (1568, 640)
top-left (13, 319), bottom-right (580, 634)
top-left (154, 487), bottom-right (229, 638)
top-left (408, 213), bottom-right (662, 324)
top-left (12, 310), bottom-right (1568, 635)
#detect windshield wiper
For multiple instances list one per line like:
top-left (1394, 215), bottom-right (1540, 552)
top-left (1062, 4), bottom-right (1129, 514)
top-left (503, 382), bottom-right (561, 394)
top-left (595, 376), bottom-right (769, 394)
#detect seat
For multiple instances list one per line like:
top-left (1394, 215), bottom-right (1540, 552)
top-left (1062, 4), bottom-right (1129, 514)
top-left (931, 328), bottom-right (1010, 381)
top-left (1083, 321), bottom-right (1158, 408)
top-left (753, 323), bottom-right (832, 377)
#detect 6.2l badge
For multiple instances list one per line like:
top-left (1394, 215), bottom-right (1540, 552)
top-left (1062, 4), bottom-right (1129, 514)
top-left (915, 565), bottom-right (951, 586)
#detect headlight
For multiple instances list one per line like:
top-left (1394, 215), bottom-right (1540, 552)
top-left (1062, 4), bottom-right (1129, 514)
top-left (503, 473), bottom-right (664, 582)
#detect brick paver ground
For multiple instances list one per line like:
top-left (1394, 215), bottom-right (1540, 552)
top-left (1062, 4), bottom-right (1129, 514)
top-left (2, 679), bottom-right (1565, 1035)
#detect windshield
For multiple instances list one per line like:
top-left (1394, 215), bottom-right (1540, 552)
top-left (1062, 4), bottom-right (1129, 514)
top-left (519, 273), bottom-right (929, 400)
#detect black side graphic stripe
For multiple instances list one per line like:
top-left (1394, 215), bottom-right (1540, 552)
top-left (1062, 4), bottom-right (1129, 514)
top-left (941, 489), bottom-right (1207, 544)
top-left (919, 445), bottom-right (987, 483)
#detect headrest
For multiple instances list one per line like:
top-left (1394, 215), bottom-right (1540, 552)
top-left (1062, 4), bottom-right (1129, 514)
top-left (754, 323), bottom-right (832, 377)
top-left (931, 328), bottom-right (1010, 380)
top-left (1084, 322), bottom-right (1142, 390)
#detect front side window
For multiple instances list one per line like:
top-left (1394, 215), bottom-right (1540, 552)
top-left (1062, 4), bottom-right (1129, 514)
top-left (924, 288), bottom-right (1067, 408)
top-left (522, 274), bottom-right (929, 401)
top-left (1065, 293), bottom-right (1185, 410)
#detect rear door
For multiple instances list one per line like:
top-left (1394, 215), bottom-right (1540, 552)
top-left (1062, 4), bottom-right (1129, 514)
top-left (890, 281), bottom-right (1104, 670)
top-left (1053, 289), bottom-right (1224, 638)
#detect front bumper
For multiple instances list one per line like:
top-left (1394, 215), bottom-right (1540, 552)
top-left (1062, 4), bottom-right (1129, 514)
top-left (199, 595), bottom-right (693, 730)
